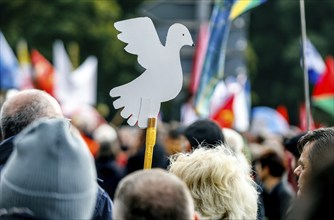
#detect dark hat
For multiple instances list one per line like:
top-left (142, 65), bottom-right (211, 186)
top-left (184, 119), bottom-right (225, 149)
top-left (283, 132), bottom-right (306, 158)
top-left (169, 125), bottom-right (187, 139)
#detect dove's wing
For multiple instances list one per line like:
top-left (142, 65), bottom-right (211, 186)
top-left (114, 17), bottom-right (163, 69)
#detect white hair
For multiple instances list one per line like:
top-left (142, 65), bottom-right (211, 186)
top-left (169, 144), bottom-right (259, 220)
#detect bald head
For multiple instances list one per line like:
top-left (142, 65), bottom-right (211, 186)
top-left (113, 168), bottom-right (195, 220)
top-left (0, 89), bottom-right (63, 140)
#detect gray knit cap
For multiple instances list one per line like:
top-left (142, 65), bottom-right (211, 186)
top-left (0, 118), bottom-right (98, 220)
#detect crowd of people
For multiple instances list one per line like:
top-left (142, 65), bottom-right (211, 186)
top-left (0, 89), bottom-right (333, 220)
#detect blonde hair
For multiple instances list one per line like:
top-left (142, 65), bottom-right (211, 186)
top-left (168, 144), bottom-right (258, 220)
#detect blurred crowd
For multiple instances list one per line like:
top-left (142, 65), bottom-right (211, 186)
top-left (0, 89), bottom-right (333, 220)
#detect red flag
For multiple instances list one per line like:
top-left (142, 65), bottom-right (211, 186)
top-left (276, 105), bottom-right (289, 124)
top-left (299, 103), bottom-right (316, 131)
top-left (80, 131), bottom-right (99, 158)
top-left (211, 95), bottom-right (234, 128)
top-left (188, 23), bottom-right (209, 95)
top-left (312, 56), bottom-right (334, 117)
top-left (31, 49), bottom-right (55, 96)
top-left (313, 56), bottom-right (334, 97)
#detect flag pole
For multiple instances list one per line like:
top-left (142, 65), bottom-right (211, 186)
top-left (299, 0), bottom-right (312, 131)
top-left (144, 117), bottom-right (157, 169)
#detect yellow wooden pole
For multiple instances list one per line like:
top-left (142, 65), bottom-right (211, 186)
top-left (144, 117), bottom-right (157, 169)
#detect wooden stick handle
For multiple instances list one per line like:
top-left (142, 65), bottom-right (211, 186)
top-left (144, 118), bottom-right (157, 169)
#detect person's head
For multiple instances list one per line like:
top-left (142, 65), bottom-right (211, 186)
top-left (184, 119), bottom-right (225, 151)
top-left (284, 132), bottom-right (306, 159)
top-left (287, 160), bottom-right (334, 220)
top-left (222, 128), bottom-right (251, 165)
top-left (113, 168), bottom-right (198, 220)
top-left (0, 118), bottom-right (98, 220)
top-left (93, 123), bottom-right (119, 158)
top-left (169, 145), bottom-right (258, 220)
top-left (255, 149), bottom-right (287, 183)
top-left (0, 89), bottom-right (63, 140)
top-left (164, 125), bottom-right (187, 155)
top-left (222, 128), bottom-right (244, 153)
top-left (294, 127), bottom-right (334, 196)
top-left (300, 160), bottom-right (334, 219)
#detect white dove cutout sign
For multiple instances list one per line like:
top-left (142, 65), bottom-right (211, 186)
top-left (110, 17), bottom-right (194, 128)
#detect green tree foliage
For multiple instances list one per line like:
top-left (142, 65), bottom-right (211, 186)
top-left (1, 0), bottom-right (332, 126)
top-left (248, 0), bottom-right (334, 125)
top-left (0, 0), bottom-right (143, 122)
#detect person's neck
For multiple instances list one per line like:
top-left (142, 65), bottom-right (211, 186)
top-left (263, 176), bottom-right (281, 192)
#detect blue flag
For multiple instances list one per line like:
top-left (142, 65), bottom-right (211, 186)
top-left (0, 31), bottom-right (19, 89)
top-left (303, 39), bottom-right (325, 84)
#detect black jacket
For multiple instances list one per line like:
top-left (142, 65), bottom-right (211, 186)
top-left (0, 136), bottom-right (15, 170)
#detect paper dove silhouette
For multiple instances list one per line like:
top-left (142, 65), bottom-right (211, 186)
top-left (110, 17), bottom-right (194, 128)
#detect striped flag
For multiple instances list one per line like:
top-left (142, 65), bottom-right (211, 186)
top-left (229, 0), bottom-right (267, 20)
top-left (312, 56), bottom-right (334, 117)
top-left (304, 39), bottom-right (326, 84)
top-left (195, 0), bottom-right (235, 117)
top-left (194, 0), bottom-right (265, 117)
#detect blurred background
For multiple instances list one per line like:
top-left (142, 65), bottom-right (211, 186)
top-left (1, 0), bottom-right (333, 130)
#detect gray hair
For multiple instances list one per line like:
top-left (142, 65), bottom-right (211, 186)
top-left (297, 127), bottom-right (334, 174)
top-left (113, 168), bottom-right (195, 220)
top-left (0, 89), bottom-right (63, 139)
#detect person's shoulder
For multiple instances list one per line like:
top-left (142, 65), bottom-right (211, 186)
top-left (0, 136), bottom-right (15, 149)
top-left (276, 181), bottom-right (295, 199)
top-left (93, 186), bottom-right (113, 220)
top-left (0, 136), bottom-right (16, 166)
top-left (97, 185), bottom-right (113, 204)
top-left (153, 142), bottom-right (167, 155)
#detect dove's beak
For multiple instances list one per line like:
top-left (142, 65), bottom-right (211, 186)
top-left (192, 43), bottom-right (195, 47)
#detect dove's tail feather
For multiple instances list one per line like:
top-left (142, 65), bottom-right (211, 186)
top-left (110, 86), bottom-right (141, 126)
top-left (112, 96), bottom-right (139, 127)
top-left (109, 86), bottom-right (122, 99)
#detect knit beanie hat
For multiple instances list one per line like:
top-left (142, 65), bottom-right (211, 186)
top-left (184, 119), bottom-right (225, 149)
top-left (0, 118), bottom-right (98, 220)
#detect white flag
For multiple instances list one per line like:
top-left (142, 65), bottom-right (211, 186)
top-left (53, 40), bottom-right (97, 106)
top-left (69, 56), bottom-right (98, 105)
top-left (53, 40), bottom-right (73, 103)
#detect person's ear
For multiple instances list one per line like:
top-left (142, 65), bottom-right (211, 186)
top-left (193, 212), bottom-right (201, 220)
top-left (180, 135), bottom-right (191, 153)
top-left (262, 166), bottom-right (271, 176)
top-left (185, 141), bottom-right (192, 153)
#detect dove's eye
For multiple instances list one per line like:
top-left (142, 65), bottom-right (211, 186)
top-left (182, 34), bottom-right (185, 36)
